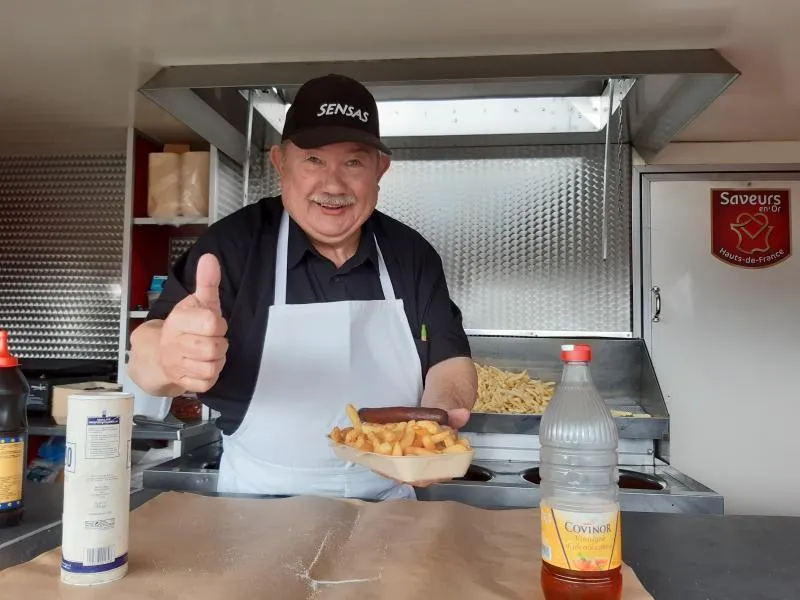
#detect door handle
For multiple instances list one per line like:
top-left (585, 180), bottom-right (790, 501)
top-left (651, 286), bottom-right (661, 323)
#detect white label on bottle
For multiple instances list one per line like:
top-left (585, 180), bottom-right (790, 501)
top-left (61, 393), bottom-right (133, 585)
top-left (85, 416), bottom-right (121, 459)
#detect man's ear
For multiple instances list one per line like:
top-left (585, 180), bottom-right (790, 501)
top-left (269, 144), bottom-right (285, 181)
top-left (377, 152), bottom-right (391, 181)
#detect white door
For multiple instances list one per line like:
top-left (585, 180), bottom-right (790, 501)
top-left (644, 176), bottom-right (800, 517)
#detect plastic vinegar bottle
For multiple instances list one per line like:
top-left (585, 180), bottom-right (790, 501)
top-left (539, 344), bottom-right (622, 600)
top-left (0, 330), bottom-right (30, 528)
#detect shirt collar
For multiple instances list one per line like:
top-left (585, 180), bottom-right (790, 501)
top-left (286, 214), bottom-right (379, 271)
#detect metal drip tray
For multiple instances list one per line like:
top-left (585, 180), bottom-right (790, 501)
top-left (416, 460), bottom-right (722, 514)
top-left (520, 467), bottom-right (667, 491)
top-left (143, 446), bottom-right (723, 515)
top-left (454, 464), bottom-right (494, 482)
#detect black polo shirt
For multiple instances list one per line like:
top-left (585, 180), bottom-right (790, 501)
top-left (146, 195), bottom-right (472, 435)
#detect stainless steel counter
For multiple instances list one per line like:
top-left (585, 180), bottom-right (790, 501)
top-left (418, 459), bottom-right (723, 514)
top-left (0, 483), bottom-right (65, 572)
top-left (142, 443), bottom-right (723, 514)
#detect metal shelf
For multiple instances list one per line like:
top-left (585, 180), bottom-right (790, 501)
top-left (462, 411), bottom-right (668, 440)
top-left (28, 417), bottom-right (219, 442)
top-left (133, 217), bottom-right (208, 226)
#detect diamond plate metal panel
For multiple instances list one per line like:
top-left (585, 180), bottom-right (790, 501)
top-left (248, 152), bottom-right (280, 205)
top-left (246, 144), bottom-right (632, 334)
top-left (216, 152), bottom-right (244, 220)
top-left (169, 236), bottom-right (199, 267)
top-left (0, 155), bottom-right (126, 359)
top-left (377, 145), bottom-right (632, 334)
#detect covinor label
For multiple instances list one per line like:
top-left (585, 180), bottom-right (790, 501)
top-left (711, 188), bottom-right (791, 269)
top-left (540, 502), bottom-right (622, 572)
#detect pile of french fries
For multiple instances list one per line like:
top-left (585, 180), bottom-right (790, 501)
top-left (328, 404), bottom-right (472, 457)
top-left (473, 362), bottom-right (557, 415)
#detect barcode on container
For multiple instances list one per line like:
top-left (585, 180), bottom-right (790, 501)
top-left (84, 546), bottom-right (114, 567)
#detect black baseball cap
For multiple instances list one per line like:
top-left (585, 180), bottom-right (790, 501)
top-left (281, 74), bottom-right (392, 155)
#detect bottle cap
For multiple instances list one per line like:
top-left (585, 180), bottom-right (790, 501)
top-left (0, 331), bottom-right (20, 368)
top-left (561, 343), bottom-right (592, 362)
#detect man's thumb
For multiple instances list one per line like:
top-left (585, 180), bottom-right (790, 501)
top-left (194, 253), bottom-right (222, 312)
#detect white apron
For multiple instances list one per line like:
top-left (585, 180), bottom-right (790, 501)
top-left (217, 210), bottom-right (423, 500)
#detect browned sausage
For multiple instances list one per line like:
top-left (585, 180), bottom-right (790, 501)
top-left (357, 406), bottom-right (449, 425)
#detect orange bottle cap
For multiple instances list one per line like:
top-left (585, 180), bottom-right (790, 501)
top-left (0, 331), bottom-right (20, 368)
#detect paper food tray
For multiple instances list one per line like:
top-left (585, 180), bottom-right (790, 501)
top-left (332, 443), bottom-right (474, 483)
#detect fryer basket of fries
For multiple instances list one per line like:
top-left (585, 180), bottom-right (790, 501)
top-left (463, 336), bottom-right (669, 442)
top-left (473, 361), bottom-right (558, 415)
top-left (328, 405), bottom-right (474, 483)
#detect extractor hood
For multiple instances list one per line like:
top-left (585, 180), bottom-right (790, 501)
top-left (139, 50), bottom-right (739, 164)
top-left (250, 78), bottom-right (637, 137)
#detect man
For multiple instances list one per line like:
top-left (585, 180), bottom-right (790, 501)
top-left (128, 73), bottom-right (477, 500)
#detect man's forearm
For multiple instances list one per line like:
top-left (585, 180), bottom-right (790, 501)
top-left (128, 320), bottom-right (186, 397)
top-left (420, 357), bottom-right (478, 413)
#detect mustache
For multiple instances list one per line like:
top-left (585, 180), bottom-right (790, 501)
top-left (309, 193), bottom-right (357, 208)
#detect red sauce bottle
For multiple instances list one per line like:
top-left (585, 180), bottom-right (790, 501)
top-left (0, 331), bottom-right (30, 528)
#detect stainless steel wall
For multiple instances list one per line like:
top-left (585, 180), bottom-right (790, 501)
top-left (247, 150), bottom-right (280, 204)
top-left (216, 151), bottom-right (245, 221)
top-left (246, 144), bottom-right (632, 335)
top-left (0, 155), bottom-right (126, 359)
top-left (169, 237), bottom-right (198, 267)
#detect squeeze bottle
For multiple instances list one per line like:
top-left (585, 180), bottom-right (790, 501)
top-left (0, 330), bottom-right (30, 529)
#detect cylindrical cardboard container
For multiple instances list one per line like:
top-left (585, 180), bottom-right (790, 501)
top-left (60, 392), bottom-right (134, 586)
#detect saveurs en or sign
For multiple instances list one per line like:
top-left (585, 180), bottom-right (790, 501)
top-left (711, 188), bottom-right (791, 269)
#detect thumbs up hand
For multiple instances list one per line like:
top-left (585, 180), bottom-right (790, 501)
top-left (158, 254), bottom-right (230, 393)
top-left (193, 253), bottom-right (223, 316)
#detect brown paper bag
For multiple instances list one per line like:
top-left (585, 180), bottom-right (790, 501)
top-left (179, 151), bottom-right (210, 217)
top-left (147, 153), bottom-right (181, 218)
top-left (0, 492), bottom-right (653, 599)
